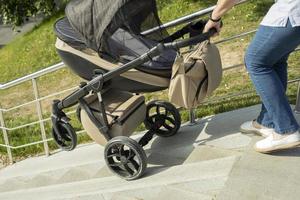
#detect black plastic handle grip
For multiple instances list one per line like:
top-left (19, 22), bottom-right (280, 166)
top-left (165, 28), bottom-right (217, 49)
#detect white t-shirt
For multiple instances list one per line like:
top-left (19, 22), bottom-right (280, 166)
top-left (261, 0), bottom-right (300, 27)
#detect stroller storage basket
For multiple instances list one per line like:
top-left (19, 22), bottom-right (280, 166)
top-left (80, 90), bottom-right (146, 146)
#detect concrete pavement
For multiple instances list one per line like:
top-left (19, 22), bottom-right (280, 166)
top-left (0, 105), bottom-right (299, 200)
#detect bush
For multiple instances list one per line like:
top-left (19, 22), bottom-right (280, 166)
top-left (0, 0), bottom-right (56, 27)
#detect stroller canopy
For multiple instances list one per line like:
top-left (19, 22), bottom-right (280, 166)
top-left (66, 0), bottom-right (166, 52)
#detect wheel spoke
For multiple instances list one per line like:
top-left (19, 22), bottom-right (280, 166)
top-left (123, 163), bottom-right (135, 175)
top-left (149, 115), bottom-right (157, 124)
top-left (109, 162), bottom-right (123, 167)
top-left (149, 114), bottom-right (157, 119)
top-left (165, 117), bottom-right (176, 126)
top-left (128, 158), bottom-right (140, 172)
top-left (127, 149), bottom-right (135, 159)
top-left (118, 144), bottom-right (125, 157)
top-left (165, 109), bottom-right (169, 117)
top-left (107, 153), bottom-right (119, 158)
top-left (156, 106), bottom-right (160, 115)
top-left (60, 137), bottom-right (66, 144)
top-left (163, 123), bottom-right (173, 131)
top-left (66, 134), bottom-right (72, 141)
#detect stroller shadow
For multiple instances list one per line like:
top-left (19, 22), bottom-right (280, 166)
top-left (143, 120), bottom-right (208, 177)
top-left (143, 112), bottom-right (245, 177)
top-left (142, 111), bottom-right (246, 177)
top-left (142, 106), bottom-right (300, 177)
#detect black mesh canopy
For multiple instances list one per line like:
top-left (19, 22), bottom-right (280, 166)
top-left (65, 0), bottom-right (167, 52)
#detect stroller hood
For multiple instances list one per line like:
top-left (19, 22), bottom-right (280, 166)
top-left (65, 0), bottom-right (165, 52)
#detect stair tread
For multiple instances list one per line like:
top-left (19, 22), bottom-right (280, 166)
top-left (0, 156), bottom-right (237, 200)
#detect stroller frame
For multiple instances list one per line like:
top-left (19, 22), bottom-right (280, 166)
top-left (52, 9), bottom-right (216, 180)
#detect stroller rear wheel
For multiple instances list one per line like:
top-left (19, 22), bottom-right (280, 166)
top-left (144, 100), bottom-right (181, 137)
top-left (52, 122), bottom-right (77, 151)
top-left (104, 136), bottom-right (147, 181)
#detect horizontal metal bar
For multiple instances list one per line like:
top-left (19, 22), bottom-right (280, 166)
top-left (12, 138), bottom-right (53, 149)
top-left (142, 6), bottom-right (216, 36)
top-left (202, 90), bottom-right (256, 105)
top-left (2, 110), bottom-right (77, 131)
top-left (223, 63), bottom-right (244, 71)
top-left (215, 30), bottom-right (257, 44)
top-left (0, 62), bottom-right (65, 90)
top-left (202, 78), bottom-right (300, 105)
top-left (288, 78), bottom-right (300, 84)
top-left (0, 143), bottom-right (12, 148)
top-left (3, 86), bottom-right (78, 112)
top-left (1, 130), bottom-right (87, 150)
top-left (142, 0), bottom-right (249, 36)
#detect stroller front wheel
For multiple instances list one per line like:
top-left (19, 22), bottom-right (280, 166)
top-left (52, 122), bottom-right (77, 151)
top-left (104, 136), bottom-right (147, 181)
top-left (144, 100), bottom-right (181, 137)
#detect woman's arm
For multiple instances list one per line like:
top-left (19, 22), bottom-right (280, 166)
top-left (204, 0), bottom-right (239, 34)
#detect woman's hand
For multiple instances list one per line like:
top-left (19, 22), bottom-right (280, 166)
top-left (203, 0), bottom-right (238, 36)
top-left (203, 20), bottom-right (222, 36)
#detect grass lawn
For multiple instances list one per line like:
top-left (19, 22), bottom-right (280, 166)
top-left (0, 0), bottom-right (299, 163)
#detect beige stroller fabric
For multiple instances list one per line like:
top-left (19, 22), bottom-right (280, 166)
top-left (168, 40), bottom-right (222, 109)
top-left (81, 90), bottom-right (146, 146)
top-left (55, 38), bottom-right (170, 88)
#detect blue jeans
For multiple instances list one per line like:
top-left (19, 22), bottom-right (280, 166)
top-left (245, 20), bottom-right (300, 134)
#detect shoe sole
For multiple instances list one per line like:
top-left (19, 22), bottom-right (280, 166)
top-left (240, 127), bottom-right (268, 137)
top-left (254, 141), bottom-right (300, 154)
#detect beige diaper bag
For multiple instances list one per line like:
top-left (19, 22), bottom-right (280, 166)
top-left (168, 40), bottom-right (223, 109)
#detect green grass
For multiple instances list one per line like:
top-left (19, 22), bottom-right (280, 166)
top-left (0, 0), bottom-right (274, 83)
top-left (0, 0), bottom-right (299, 163)
top-left (0, 12), bottom-right (65, 83)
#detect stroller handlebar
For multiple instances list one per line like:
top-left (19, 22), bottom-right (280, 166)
top-left (164, 28), bottom-right (217, 49)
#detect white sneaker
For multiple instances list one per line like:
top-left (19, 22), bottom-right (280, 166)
top-left (240, 120), bottom-right (273, 137)
top-left (255, 131), bottom-right (300, 153)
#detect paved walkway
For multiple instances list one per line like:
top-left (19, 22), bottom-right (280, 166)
top-left (0, 17), bottom-right (42, 47)
top-left (0, 105), bottom-right (299, 200)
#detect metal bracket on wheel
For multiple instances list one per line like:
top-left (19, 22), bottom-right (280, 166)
top-left (52, 100), bottom-right (68, 132)
top-left (138, 130), bottom-right (156, 147)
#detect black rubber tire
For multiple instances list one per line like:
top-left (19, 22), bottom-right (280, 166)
top-left (104, 136), bottom-right (147, 181)
top-left (144, 100), bottom-right (181, 137)
top-left (52, 122), bottom-right (77, 151)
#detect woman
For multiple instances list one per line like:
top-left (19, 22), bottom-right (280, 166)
top-left (204, 0), bottom-right (300, 153)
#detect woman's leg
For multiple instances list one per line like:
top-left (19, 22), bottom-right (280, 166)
top-left (245, 21), bottom-right (300, 135)
top-left (256, 53), bottom-right (289, 129)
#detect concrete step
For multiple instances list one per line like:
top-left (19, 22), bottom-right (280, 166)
top-left (0, 161), bottom-right (107, 192)
top-left (0, 104), bottom-right (253, 195)
top-left (0, 156), bottom-right (238, 200)
top-left (0, 133), bottom-right (241, 193)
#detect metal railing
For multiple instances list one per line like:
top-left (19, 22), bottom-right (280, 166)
top-left (0, 0), bottom-right (300, 164)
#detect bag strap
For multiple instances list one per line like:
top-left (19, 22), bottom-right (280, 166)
top-left (195, 73), bottom-right (208, 98)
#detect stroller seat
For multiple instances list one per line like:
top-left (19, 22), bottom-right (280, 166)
top-left (55, 17), bottom-right (176, 78)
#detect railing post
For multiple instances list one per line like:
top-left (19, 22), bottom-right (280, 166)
top-left (0, 109), bottom-right (13, 164)
top-left (32, 78), bottom-right (50, 156)
top-left (189, 109), bottom-right (197, 125)
top-left (295, 81), bottom-right (300, 114)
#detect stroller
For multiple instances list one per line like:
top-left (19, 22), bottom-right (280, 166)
top-left (52, 0), bottom-right (216, 180)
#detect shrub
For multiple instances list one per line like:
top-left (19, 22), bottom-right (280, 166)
top-left (0, 0), bottom-right (56, 27)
